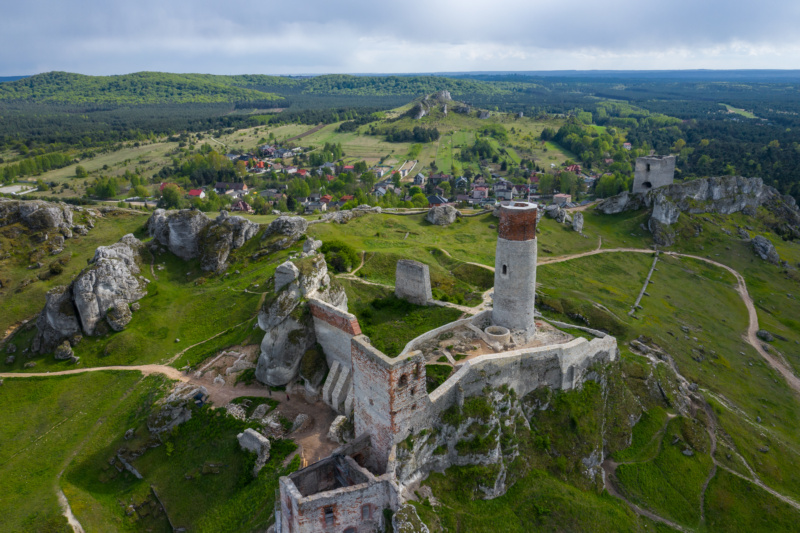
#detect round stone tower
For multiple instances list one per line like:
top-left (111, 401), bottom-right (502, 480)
top-left (492, 202), bottom-right (538, 341)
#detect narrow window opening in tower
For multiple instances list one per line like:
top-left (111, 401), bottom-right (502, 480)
top-left (502, 265), bottom-right (507, 275)
top-left (646, 163), bottom-right (651, 172)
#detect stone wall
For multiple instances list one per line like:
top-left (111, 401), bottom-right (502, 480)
top-left (351, 338), bottom-right (426, 471)
top-left (632, 155), bottom-right (675, 194)
top-left (309, 297), bottom-right (362, 370)
top-left (278, 455), bottom-right (396, 533)
top-left (394, 260), bottom-right (432, 305)
top-left (350, 318), bottom-right (618, 478)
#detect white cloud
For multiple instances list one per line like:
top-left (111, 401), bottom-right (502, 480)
top-left (2, 0), bottom-right (800, 74)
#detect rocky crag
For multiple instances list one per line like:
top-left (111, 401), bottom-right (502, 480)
top-left (255, 237), bottom-right (347, 386)
top-left (0, 198), bottom-right (101, 262)
top-left (394, 338), bottom-right (698, 502)
top-left (597, 176), bottom-right (800, 246)
top-left (147, 209), bottom-right (259, 272)
top-left (33, 234), bottom-right (148, 354)
top-left (426, 205), bottom-right (460, 226)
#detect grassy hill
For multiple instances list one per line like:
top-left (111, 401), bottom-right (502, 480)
top-left (0, 72), bottom-right (510, 106)
top-left (2, 200), bottom-right (800, 532)
top-left (0, 72), bottom-right (283, 105)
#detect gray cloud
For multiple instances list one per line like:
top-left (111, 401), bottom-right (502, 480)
top-left (2, 0), bottom-right (800, 75)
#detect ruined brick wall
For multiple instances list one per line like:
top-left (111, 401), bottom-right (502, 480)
top-left (498, 203), bottom-right (538, 241)
top-left (633, 155), bottom-right (676, 194)
top-left (309, 297), bottom-right (361, 370)
top-left (351, 336), bottom-right (428, 470)
top-left (278, 456), bottom-right (395, 533)
top-left (395, 259), bottom-right (432, 305)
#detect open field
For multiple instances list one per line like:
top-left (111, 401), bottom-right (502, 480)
top-left (720, 103), bottom-right (758, 119)
top-left (0, 371), bottom-right (150, 533)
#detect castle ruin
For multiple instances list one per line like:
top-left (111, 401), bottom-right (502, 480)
top-left (632, 155), bottom-right (676, 194)
top-left (275, 202), bottom-right (618, 533)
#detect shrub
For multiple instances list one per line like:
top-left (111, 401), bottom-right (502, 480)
top-left (321, 240), bottom-right (360, 273)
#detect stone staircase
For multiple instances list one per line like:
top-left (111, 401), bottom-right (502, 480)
top-left (322, 361), bottom-right (353, 415)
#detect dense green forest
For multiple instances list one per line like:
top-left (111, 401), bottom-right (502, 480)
top-left (2, 70), bottom-right (800, 201)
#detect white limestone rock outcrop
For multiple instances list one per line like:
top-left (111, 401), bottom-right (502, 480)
top-left (72, 234), bottom-right (147, 335)
top-left (0, 198), bottom-right (74, 232)
top-left (572, 211), bottom-right (584, 233)
top-left (33, 285), bottom-right (81, 353)
top-left (148, 383), bottom-right (207, 434)
top-left (147, 208), bottom-right (210, 260)
top-left (199, 211), bottom-right (259, 272)
top-left (255, 255), bottom-right (347, 387)
top-left (33, 234), bottom-right (147, 352)
top-left (752, 235), bottom-right (780, 264)
top-left (148, 208), bottom-right (260, 272)
top-left (426, 205), bottom-right (460, 226)
top-left (596, 176), bottom-right (800, 243)
top-left (261, 215), bottom-right (308, 251)
top-left (237, 428), bottom-right (271, 475)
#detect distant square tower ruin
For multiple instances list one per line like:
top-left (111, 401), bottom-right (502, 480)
top-left (395, 260), bottom-right (432, 305)
top-left (632, 155), bottom-right (676, 194)
top-left (492, 202), bottom-right (538, 342)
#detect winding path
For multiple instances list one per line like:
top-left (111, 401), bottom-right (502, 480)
top-left (4, 242), bottom-right (799, 532)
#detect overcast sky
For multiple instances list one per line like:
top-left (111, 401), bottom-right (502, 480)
top-left (3, 0), bottom-right (800, 75)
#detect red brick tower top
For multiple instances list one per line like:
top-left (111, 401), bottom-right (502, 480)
top-left (498, 202), bottom-right (538, 241)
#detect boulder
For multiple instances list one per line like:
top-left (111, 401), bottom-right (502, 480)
top-left (238, 427), bottom-right (271, 455)
top-left (148, 383), bottom-right (207, 434)
top-left (291, 413), bottom-right (309, 433)
top-left (147, 209), bottom-right (210, 260)
top-left (6, 343), bottom-right (17, 354)
top-left (106, 302), bottom-right (133, 332)
top-left (72, 237), bottom-right (147, 335)
top-left (752, 235), bottom-right (780, 264)
top-left (757, 329), bottom-right (775, 342)
top-left (33, 285), bottom-right (81, 353)
top-left (572, 212), bottom-right (584, 233)
top-left (426, 205), bottom-right (460, 226)
top-left (303, 238), bottom-right (322, 254)
top-left (0, 198), bottom-right (74, 232)
top-left (199, 211), bottom-right (259, 272)
top-left (237, 428), bottom-right (271, 475)
top-left (274, 261), bottom-right (300, 292)
top-left (5, 355), bottom-right (15, 365)
top-left (327, 415), bottom-right (349, 444)
top-left (54, 340), bottom-right (74, 360)
top-left (264, 216), bottom-right (308, 238)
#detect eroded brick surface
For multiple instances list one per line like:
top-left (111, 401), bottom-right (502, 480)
top-left (498, 205), bottom-right (538, 241)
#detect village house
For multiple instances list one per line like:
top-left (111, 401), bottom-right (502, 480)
top-left (471, 186), bottom-right (489, 200)
top-left (413, 173), bottom-right (426, 186)
top-left (553, 193), bottom-right (572, 205)
top-left (230, 199), bottom-right (254, 213)
top-left (305, 201), bottom-right (327, 213)
top-left (429, 173), bottom-right (451, 186)
top-left (563, 164), bottom-right (582, 174)
top-left (427, 194), bottom-right (449, 207)
top-left (187, 189), bottom-right (205, 199)
top-left (215, 182), bottom-right (248, 196)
